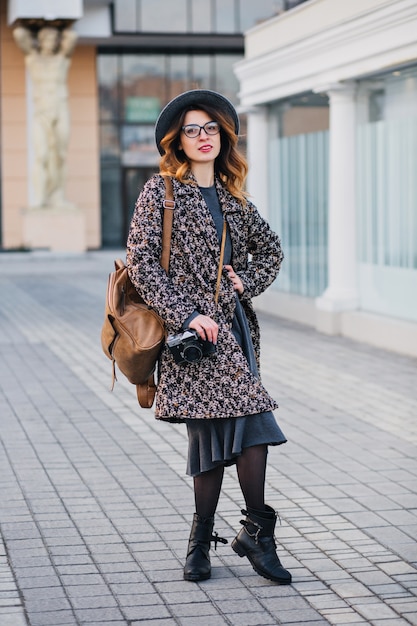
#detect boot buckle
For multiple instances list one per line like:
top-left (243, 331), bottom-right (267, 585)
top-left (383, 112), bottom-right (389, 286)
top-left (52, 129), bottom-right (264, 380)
top-left (241, 519), bottom-right (262, 543)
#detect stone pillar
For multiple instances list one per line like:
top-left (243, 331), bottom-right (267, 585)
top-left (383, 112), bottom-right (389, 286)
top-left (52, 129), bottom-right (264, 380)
top-left (245, 105), bottom-right (269, 219)
top-left (12, 19), bottom-right (86, 252)
top-left (316, 82), bottom-right (358, 332)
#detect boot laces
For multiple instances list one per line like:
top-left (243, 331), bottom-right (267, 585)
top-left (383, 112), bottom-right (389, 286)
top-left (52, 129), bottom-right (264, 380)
top-left (211, 531), bottom-right (228, 550)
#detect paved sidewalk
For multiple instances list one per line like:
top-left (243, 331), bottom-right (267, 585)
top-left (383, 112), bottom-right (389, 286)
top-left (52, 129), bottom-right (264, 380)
top-left (0, 250), bottom-right (416, 626)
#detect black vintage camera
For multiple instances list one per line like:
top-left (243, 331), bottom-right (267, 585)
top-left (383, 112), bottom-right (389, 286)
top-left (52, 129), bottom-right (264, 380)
top-left (166, 328), bottom-right (217, 365)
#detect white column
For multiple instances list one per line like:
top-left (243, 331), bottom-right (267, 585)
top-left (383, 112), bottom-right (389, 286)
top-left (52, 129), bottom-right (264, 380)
top-left (244, 105), bottom-right (269, 219)
top-left (316, 82), bottom-right (359, 315)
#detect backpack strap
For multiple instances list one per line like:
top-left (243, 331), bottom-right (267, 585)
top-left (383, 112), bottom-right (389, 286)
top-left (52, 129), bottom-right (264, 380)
top-left (215, 219), bottom-right (227, 305)
top-left (160, 176), bottom-right (175, 272)
top-left (137, 375), bottom-right (157, 409)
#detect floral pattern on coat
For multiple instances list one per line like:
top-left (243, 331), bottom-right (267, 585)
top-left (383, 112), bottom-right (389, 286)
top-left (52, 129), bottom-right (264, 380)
top-left (126, 174), bottom-right (284, 422)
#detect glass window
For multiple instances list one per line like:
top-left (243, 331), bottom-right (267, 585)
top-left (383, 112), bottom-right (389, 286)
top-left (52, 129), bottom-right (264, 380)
top-left (369, 90), bottom-right (385, 122)
top-left (121, 55), bottom-right (166, 121)
top-left (168, 55), bottom-right (190, 99)
top-left (98, 48), bottom-right (246, 248)
top-left (213, 54), bottom-right (246, 151)
top-left (98, 55), bottom-right (119, 121)
top-left (121, 125), bottom-right (159, 167)
top-left (213, 54), bottom-right (240, 104)
top-left (214, 0), bottom-right (236, 33)
top-left (141, 0), bottom-right (187, 32)
top-left (191, 0), bottom-right (213, 33)
top-left (357, 66), bottom-right (417, 269)
top-left (269, 130), bottom-right (329, 297)
top-left (113, 0), bottom-right (138, 32)
top-left (191, 55), bottom-right (212, 90)
top-left (111, 0), bottom-right (309, 34)
top-left (277, 93), bottom-right (329, 138)
top-left (101, 166), bottom-right (123, 247)
top-left (384, 68), bottom-right (417, 120)
top-left (100, 124), bottom-right (120, 162)
top-left (124, 96), bottom-right (161, 123)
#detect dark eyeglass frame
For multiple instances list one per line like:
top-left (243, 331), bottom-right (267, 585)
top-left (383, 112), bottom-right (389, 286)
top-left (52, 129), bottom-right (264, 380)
top-left (181, 121), bottom-right (221, 138)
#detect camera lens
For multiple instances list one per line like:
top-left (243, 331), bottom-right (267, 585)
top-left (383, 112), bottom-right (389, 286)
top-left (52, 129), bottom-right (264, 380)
top-left (182, 345), bottom-right (202, 363)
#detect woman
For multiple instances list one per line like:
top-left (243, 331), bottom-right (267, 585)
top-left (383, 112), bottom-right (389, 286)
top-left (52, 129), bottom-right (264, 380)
top-left (127, 89), bottom-right (291, 585)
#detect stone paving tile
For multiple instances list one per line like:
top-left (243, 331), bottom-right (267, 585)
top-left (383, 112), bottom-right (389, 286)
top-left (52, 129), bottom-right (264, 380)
top-left (0, 251), bottom-right (416, 626)
top-left (0, 537), bottom-right (27, 624)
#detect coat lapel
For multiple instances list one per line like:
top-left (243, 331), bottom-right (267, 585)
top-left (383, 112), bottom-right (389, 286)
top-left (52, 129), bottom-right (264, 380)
top-left (215, 178), bottom-right (244, 268)
top-left (171, 176), bottom-right (245, 270)
top-left (172, 177), bottom-right (221, 261)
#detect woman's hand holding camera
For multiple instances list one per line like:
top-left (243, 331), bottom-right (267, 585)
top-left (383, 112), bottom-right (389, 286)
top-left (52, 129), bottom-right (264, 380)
top-left (189, 314), bottom-right (219, 344)
top-left (188, 265), bottom-right (243, 344)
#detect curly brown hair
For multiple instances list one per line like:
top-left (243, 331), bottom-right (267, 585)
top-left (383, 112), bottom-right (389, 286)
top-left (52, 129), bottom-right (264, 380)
top-left (159, 103), bottom-right (248, 203)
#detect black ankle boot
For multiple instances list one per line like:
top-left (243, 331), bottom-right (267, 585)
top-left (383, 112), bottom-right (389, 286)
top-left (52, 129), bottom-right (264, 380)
top-left (231, 505), bottom-right (292, 584)
top-left (183, 514), bottom-right (227, 582)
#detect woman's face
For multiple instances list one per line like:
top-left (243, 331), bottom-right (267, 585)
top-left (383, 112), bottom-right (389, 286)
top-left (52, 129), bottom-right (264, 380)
top-left (178, 110), bottom-right (221, 167)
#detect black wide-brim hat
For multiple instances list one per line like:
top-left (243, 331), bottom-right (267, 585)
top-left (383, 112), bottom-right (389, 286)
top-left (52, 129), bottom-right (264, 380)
top-left (155, 89), bottom-right (240, 155)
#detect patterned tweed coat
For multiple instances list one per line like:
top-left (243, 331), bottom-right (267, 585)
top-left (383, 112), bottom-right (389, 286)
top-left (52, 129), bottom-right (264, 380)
top-left (126, 174), bottom-right (284, 422)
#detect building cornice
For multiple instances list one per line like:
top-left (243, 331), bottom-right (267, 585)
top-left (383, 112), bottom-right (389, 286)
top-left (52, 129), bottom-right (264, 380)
top-left (235, 0), bottom-right (417, 105)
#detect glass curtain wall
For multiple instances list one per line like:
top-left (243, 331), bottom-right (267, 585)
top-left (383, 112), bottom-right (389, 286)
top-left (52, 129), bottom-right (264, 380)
top-left (356, 66), bottom-right (417, 322)
top-left (268, 95), bottom-right (329, 297)
top-left (98, 51), bottom-right (243, 247)
top-left (113, 0), bottom-right (305, 34)
top-left (98, 55), bottom-right (123, 248)
top-left (99, 0), bottom-right (311, 248)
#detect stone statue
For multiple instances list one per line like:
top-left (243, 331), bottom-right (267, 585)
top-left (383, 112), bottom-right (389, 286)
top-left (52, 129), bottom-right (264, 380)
top-left (13, 25), bottom-right (77, 208)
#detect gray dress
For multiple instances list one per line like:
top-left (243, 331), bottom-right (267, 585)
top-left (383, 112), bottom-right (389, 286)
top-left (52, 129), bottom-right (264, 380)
top-left (185, 186), bottom-right (287, 477)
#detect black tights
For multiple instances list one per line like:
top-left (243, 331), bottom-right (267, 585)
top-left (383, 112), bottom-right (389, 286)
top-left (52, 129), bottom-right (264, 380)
top-left (193, 444), bottom-right (267, 519)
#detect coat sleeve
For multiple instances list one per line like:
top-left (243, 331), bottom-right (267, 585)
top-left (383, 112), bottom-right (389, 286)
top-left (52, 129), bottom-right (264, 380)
top-left (126, 176), bottom-right (197, 330)
top-left (237, 200), bottom-right (284, 299)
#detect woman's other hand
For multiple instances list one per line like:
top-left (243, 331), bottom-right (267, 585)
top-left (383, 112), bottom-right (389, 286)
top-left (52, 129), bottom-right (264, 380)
top-left (224, 265), bottom-right (244, 295)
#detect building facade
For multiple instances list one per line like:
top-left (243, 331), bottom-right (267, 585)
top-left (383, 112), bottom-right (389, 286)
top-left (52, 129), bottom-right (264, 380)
top-left (2, 0), bottom-right (415, 357)
top-left (1, 0), bottom-right (305, 251)
top-left (236, 0), bottom-right (417, 357)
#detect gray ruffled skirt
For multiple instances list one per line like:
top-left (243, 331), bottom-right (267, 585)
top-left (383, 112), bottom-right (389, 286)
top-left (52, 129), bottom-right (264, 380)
top-left (185, 297), bottom-right (287, 476)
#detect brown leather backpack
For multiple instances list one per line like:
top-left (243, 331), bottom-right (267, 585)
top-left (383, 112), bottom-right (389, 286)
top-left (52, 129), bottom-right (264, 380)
top-left (101, 176), bottom-right (174, 408)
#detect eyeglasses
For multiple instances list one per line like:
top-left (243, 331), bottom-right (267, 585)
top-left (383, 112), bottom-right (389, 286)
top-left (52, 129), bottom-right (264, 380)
top-left (181, 121), bottom-right (220, 138)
